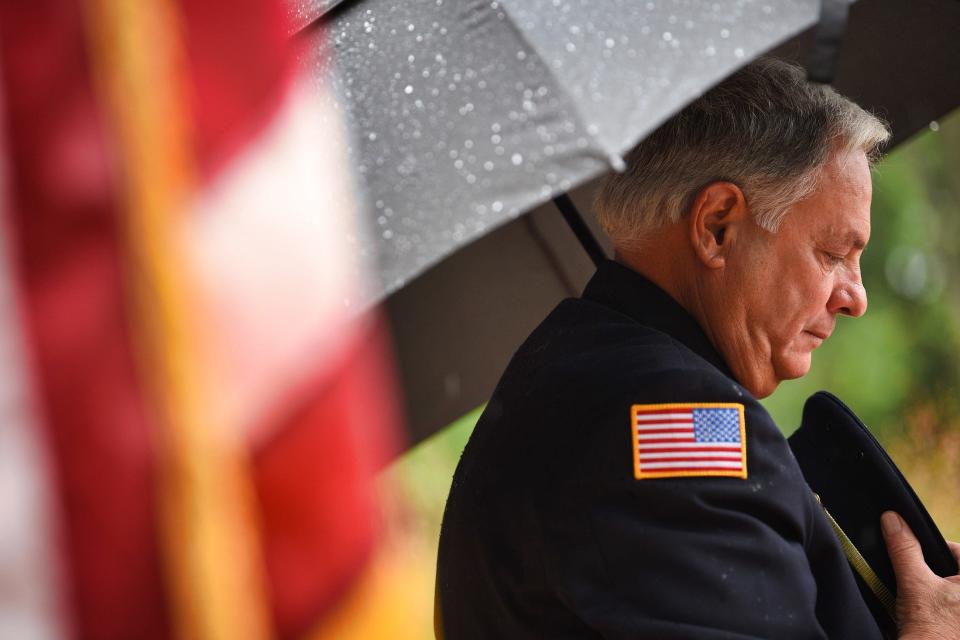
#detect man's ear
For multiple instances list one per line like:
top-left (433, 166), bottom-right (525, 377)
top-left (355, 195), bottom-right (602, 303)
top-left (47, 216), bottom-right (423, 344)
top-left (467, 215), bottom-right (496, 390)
top-left (687, 181), bottom-right (749, 269)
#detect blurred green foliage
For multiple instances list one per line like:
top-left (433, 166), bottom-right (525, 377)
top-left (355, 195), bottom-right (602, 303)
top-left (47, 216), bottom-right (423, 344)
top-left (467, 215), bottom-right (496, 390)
top-left (385, 406), bottom-right (482, 547)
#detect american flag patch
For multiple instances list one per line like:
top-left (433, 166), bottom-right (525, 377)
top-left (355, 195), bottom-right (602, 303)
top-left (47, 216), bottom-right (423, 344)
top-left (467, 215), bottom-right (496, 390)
top-left (631, 403), bottom-right (747, 480)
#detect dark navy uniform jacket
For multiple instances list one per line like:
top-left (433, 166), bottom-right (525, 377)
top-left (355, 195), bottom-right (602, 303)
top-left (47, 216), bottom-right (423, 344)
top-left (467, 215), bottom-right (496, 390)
top-left (437, 260), bottom-right (883, 639)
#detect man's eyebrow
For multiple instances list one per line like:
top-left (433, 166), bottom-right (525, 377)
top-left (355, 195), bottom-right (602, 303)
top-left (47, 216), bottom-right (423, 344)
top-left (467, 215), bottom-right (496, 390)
top-left (823, 228), bottom-right (867, 250)
top-left (848, 231), bottom-right (867, 250)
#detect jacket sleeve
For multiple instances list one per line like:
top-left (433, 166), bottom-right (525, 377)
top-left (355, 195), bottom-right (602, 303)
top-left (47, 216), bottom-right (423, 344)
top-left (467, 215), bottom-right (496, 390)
top-left (533, 368), bottom-right (827, 640)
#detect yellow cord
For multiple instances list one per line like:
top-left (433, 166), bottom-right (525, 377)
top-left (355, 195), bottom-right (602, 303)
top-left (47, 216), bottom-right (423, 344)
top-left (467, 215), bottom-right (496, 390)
top-left (814, 493), bottom-right (897, 621)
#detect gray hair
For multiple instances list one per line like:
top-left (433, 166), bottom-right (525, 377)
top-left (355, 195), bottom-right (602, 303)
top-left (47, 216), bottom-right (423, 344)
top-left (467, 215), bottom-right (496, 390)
top-left (594, 57), bottom-right (891, 245)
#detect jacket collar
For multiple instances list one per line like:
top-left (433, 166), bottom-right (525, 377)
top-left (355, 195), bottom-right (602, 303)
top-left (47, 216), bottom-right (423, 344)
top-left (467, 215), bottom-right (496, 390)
top-left (581, 259), bottom-right (735, 379)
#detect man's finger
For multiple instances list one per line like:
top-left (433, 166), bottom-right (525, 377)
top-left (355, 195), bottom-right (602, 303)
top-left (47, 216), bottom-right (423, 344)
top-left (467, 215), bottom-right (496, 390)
top-left (881, 511), bottom-right (931, 585)
top-left (948, 541), bottom-right (960, 569)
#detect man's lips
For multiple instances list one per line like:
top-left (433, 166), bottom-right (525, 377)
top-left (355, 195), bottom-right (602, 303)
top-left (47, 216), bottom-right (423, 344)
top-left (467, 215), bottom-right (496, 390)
top-left (803, 329), bottom-right (831, 343)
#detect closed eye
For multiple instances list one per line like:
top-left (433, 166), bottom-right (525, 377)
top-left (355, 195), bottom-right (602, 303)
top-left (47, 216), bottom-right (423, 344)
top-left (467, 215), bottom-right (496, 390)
top-left (823, 251), bottom-right (845, 266)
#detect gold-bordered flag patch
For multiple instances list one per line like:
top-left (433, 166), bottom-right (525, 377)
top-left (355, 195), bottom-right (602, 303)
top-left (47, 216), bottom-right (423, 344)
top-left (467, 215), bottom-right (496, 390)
top-left (631, 403), bottom-right (747, 480)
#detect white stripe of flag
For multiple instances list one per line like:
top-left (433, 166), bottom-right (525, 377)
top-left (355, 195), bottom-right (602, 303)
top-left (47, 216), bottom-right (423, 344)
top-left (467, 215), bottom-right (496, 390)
top-left (639, 451), bottom-right (743, 460)
top-left (641, 460), bottom-right (744, 470)
top-left (634, 422), bottom-right (693, 431)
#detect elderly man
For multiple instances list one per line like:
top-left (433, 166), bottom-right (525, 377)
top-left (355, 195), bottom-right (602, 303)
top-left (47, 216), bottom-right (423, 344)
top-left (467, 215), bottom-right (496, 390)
top-left (436, 58), bottom-right (960, 638)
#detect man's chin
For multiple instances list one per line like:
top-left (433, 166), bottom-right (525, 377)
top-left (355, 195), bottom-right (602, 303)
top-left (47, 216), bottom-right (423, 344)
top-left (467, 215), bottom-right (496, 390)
top-left (749, 381), bottom-right (779, 399)
top-left (776, 354), bottom-right (813, 383)
top-left (733, 354), bottom-right (810, 398)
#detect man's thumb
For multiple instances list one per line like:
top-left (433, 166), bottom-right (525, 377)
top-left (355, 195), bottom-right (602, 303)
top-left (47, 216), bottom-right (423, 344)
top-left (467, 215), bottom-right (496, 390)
top-left (882, 511), bottom-right (927, 585)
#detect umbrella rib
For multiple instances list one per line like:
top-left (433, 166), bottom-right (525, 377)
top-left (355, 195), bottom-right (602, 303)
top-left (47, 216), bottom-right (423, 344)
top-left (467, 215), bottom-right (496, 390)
top-left (494, 1), bottom-right (619, 268)
top-left (494, 0), bottom-right (623, 172)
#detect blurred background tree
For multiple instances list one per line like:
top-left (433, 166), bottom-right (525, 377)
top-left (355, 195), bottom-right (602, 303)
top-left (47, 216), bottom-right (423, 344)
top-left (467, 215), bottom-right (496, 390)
top-left (378, 109), bottom-right (960, 638)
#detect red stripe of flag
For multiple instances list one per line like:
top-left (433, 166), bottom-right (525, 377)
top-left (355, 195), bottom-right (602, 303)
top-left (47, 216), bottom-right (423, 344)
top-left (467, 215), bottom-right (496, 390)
top-left (639, 446), bottom-right (742, 453)
top-left (643, 467), bottom-right (744, 472)
top-left (634, 408), bottom-right (694, 415)
top-left (637, 432), bottom-right (695, 437)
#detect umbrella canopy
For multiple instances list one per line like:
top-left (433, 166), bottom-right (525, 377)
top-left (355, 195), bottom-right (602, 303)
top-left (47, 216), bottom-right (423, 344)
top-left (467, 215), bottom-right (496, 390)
top-left (296, 0), bottom-right (960, 444)
top-left (297, 0), bottom-right (822, 299)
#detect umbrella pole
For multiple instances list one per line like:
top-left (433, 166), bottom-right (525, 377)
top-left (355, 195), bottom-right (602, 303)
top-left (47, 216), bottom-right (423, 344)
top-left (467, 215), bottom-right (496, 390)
top-left (552, 194), bottom-right (606, 268)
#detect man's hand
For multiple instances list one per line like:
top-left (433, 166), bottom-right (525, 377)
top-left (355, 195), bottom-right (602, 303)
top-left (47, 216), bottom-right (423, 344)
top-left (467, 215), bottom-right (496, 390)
top-left (881, 511), bottom-right (960, 639)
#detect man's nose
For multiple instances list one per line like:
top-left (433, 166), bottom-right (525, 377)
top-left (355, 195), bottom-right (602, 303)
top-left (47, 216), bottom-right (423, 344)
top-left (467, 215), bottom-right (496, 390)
top-left (828, 278), bottom-right (868, 317)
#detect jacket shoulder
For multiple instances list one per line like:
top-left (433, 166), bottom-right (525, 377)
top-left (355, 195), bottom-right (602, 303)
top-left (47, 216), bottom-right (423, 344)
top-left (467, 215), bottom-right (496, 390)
top-left (508, 297), bottom-right (721, 398)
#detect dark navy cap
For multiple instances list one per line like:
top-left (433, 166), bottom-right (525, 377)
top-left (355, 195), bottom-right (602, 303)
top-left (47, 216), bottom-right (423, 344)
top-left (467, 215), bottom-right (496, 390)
top-left (789, 391), bottom-right (958, 637)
